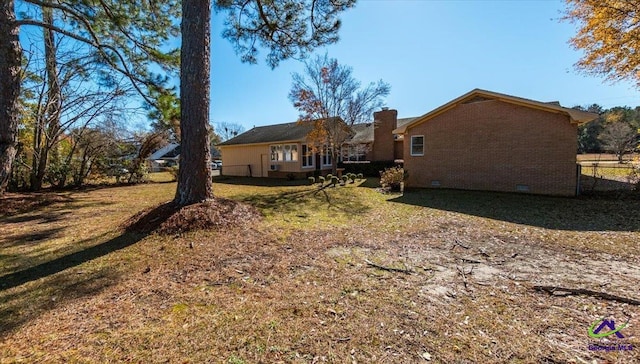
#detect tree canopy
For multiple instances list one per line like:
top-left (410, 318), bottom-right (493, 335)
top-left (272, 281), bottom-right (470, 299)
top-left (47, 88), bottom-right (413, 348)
top-left (0, 0), bottom-right (181, 193)
top-left (289, 54), bottom-right (390, 174)
top-left (564, 0), bottom-right (640, 86)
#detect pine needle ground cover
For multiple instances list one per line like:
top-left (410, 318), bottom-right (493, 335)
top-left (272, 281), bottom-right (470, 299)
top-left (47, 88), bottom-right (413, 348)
top-left (1, 179), bottom-right (639, 363)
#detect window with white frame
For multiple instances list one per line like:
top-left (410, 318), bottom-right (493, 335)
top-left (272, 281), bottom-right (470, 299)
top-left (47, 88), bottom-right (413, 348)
top-left (301, 144), bottom-right (314, 168)
top-left (270, 144), bottom-right (298, 162)
top-left (270, 145), bottom-right (281, 161)
top-left (284, 144), bottom-right (298, 161)
top-left (322, 145), bottom-right (332, 166)
top-left (341, 144), bottom-right (368, 162)
top-left (410, 135), bottom-right (424, 156)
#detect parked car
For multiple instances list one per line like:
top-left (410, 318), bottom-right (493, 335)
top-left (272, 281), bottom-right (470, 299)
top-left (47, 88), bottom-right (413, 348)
top-left (211, 161), bottom-right (222, 170)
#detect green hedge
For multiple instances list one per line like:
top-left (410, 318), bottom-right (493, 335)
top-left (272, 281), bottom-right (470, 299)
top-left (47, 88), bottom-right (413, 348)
top-left (338, 160), bottom-right (399, 177)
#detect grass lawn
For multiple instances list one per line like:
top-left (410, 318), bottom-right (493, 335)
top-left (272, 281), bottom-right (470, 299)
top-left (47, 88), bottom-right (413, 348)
top-left (1, 179), bottom-right (639, 363)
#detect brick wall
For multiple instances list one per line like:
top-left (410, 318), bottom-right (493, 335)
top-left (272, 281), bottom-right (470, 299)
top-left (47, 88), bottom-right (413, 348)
top-left (371, 109), bottom-right (397, 161)
top-left (403, 100), bottom-right (578, 196)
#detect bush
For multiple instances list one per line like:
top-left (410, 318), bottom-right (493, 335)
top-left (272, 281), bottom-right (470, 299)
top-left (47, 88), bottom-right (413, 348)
top-left (308, 176), bottom-right (316, 184)
top-left (330, 176), bottom-right (339, 186)
top-left (338, 160), bottom-right (398, 177)
top-left (380, 166), bottom-right (407, 192)
top-left (357, 173), bottom-right (364, 180)
top-left (318, 176), bottom-right (325, 184)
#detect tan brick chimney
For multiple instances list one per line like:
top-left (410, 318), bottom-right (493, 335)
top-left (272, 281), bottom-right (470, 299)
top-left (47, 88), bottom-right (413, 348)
top-left (371, 108), bottom-right (398, 161)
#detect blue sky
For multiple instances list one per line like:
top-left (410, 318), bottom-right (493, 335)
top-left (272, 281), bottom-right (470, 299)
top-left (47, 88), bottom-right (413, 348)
top-left (209, 0), bottom-right (639, 131)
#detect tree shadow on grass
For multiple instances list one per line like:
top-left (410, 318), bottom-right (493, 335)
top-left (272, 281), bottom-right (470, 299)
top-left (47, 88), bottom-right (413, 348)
top-left (0, 232), bottom-right (145, 292)
top-left (236, 185), bottom-right (371, 216)
top-left (0, 227), bottom-right (66, 249)
top-left (0, 233), bottom-right (143, 337)
top-left (0, 192), bottom-right (75, 217)
top-left (212, 176), bottom-right (310, 187)
top-left (0, 264), bottom-right (122, 337)
top-left (389, 188), bottom-right (640, 232)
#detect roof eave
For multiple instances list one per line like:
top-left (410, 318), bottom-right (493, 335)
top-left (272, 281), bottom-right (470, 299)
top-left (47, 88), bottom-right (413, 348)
top-left (217, 138), bottom-right (307, 147)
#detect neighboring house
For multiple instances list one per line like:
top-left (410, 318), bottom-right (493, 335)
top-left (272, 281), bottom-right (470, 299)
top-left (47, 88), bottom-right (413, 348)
top-left (148, 143), bottom-right (222, 172)
top-left (217, 114), bottom-right (410, 178)
top-left (394, 89), bottom-right (598, 196)
top-left (147, 143), bottom-right (180, 172)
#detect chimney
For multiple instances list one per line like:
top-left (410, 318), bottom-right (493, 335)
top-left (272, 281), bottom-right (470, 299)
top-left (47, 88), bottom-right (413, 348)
top-left (372, 108), bottom-right (398, 161)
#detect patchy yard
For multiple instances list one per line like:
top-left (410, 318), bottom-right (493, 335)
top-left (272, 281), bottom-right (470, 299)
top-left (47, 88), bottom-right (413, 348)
top-left (1, 179), bottom-right (639, 363)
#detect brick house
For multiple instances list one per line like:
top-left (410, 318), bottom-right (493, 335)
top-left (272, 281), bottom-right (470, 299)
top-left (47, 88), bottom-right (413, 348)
top-left (217, 114), bottom-right (411, 178)
top-left (393, 89), bottom-right (598, 196)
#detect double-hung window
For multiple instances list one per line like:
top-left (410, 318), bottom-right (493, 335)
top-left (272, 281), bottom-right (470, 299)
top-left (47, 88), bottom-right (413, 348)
top-left (322, 145), bottom-right (332, 166)
top-left (410, 135), bottom-right (424, 156)
top-left (301, 144), bottom-right (314, 168)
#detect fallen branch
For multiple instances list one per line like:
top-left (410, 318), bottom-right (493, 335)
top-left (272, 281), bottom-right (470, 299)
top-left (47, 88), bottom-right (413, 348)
top-left (456, 266), bottom-right (474, 290)
top-left (457, 266), bottom-right (468, 289)
top-left (453, 238), bottom-right (470, 250)
top-left (533, 285), bottom-right (640, 306)
top-left (460, 258), bottom-right (482, 264)
top-left (365, 259), bottom-right (412, 274)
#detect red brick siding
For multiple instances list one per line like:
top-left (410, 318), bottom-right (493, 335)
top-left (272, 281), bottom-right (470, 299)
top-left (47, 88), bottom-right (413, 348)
top-left (403, 100), bottom-right (578, 196)
top-left (371, 109), bottom-right (397, 161)
top-left (394, 140), bottom-right (403, 160)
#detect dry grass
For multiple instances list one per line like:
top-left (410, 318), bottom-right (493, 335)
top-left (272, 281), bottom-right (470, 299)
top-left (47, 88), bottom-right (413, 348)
top-left (1, 179), bottom-right (639, 363)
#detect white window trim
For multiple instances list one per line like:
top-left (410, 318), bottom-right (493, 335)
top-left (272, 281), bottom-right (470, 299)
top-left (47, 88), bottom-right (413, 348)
top-left (410, 135), bottom-right (424, 156)
top-left (270, 143), bottom-right (298, 162)
top-left (321, 145), bottom-right (333, 166)
top-left (301, 144), bottom-right (314, 168)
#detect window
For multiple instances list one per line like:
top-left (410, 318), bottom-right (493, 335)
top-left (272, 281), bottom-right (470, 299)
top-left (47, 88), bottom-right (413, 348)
top-left (410, 135), bottom-right (424, 156)
top-left (322, 145), bottom-right (332, 166)
top-left (270, 145), bottom-right (282, 161)
top-left (270, 144), bottom-right (298, 162)
top-left (283, 144), bottom-right (298, 161)
top-left (302, 144), bottom-right (314, 168)
top-left (341, 144), bottom-right (368, 162)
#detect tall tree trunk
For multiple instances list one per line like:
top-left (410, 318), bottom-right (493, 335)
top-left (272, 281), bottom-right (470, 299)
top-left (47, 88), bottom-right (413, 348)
top-left (43, 6), bottom-right (62, 184)
top-left (0, 0), bottom-right (21, 194)
top-left (174, 0), bottom-right (212, 205)
top-left (31, 7), bottom-right (62, 191)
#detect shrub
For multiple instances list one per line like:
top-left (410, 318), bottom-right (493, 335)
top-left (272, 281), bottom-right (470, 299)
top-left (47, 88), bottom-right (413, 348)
top-left (330, 176), bottom-right (339, 186)
top-left (338, 160), bottom-right (397, 177)
top-left (308, 176), bottom-right (316, 184)
top-left (380, 166), bottom-right (407, 192)
top-left (326, 174), bottom-right (333, 180)
top-left (357, 173), bottom-right (364, 180)
top-left (318, 176), bottom-right (326, 184)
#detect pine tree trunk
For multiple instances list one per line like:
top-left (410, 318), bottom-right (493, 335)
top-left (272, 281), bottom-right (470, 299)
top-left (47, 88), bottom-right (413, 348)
top-left (174, 0), bottom-right (213, 205)
top-left (0, 0), bottom-right (21, 194)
